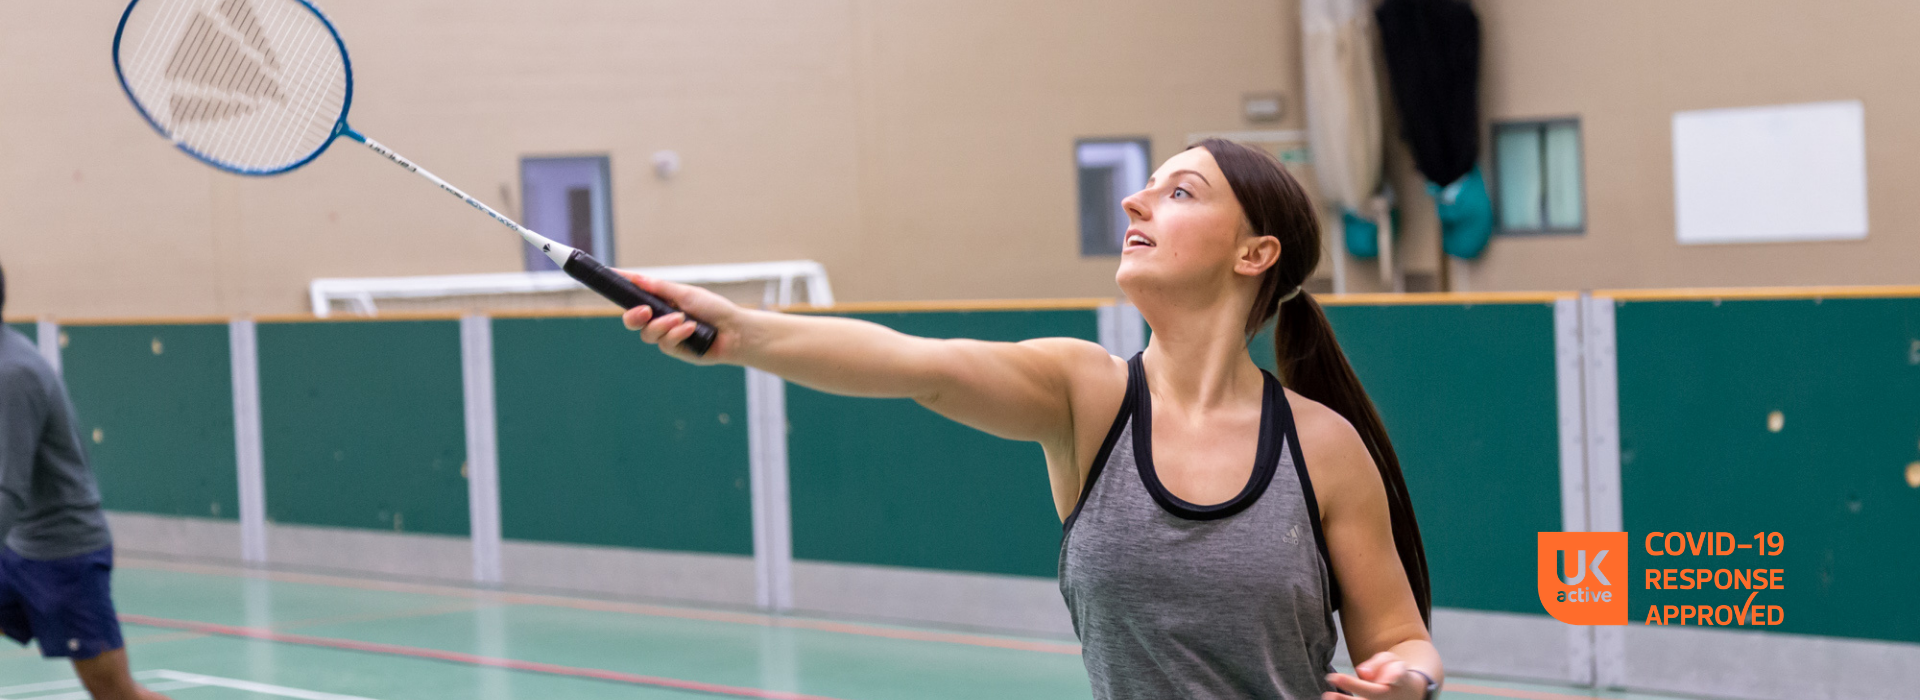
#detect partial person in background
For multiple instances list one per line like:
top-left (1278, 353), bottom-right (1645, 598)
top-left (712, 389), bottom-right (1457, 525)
top-left (0, 262), bottom-right (171, 700)
top-left (616, 140), bottom-right (1443, 700)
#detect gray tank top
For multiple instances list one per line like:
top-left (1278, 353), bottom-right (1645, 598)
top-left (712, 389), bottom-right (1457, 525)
top-left (1059, 353), bottom-right (1341, 700)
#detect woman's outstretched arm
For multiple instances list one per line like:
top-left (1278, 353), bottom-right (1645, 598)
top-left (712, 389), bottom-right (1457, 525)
top-left (616, 271), bottom-right (1108, 445)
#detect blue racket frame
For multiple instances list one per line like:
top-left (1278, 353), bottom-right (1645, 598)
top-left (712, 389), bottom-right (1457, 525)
top-left (112, 0), bottom-right (357, 176)
top-left (107, 0), bottom-right (718, 354)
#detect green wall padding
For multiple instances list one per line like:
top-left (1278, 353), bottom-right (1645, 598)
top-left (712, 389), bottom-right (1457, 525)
top-left (1619, 298), bottom-right (1920, 644)
top-left (493, 316), bottom-right (752, 555)
top-left (61, 324), bottom-right (238, 520)
top-left (6, 322), bottom-right (33, 343)
top-left (1252, 303), bottom-right (1562, 614)
top-left (788, 309), bottom-right (1098, 578)
top-left (258, 320), bottom-right (468, 536)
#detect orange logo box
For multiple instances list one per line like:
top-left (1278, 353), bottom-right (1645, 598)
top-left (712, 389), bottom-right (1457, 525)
top-left (1538, 532), bottom-right (1628, 625)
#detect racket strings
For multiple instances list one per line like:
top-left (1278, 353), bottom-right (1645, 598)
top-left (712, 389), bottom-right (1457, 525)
top-left (165, 11), bottom-right (287, 123)
top-left (212, 0), bottom-right (334, 168)
top-left (216, 0), bottom-right (282, 70)
top-left (119, 0), bottom-right (347, 172)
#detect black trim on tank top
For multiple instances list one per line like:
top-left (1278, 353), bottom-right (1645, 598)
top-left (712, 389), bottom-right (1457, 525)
top-left (1061, 352), bottom-right (1142, 535)
top-left (1272, 383), bottom-right (1343, 612)
top-left (1132, 353), bottom-right (1281, 521)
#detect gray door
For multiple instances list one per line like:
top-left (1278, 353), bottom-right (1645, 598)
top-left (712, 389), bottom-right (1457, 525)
top-left (521, 156), bottom-right (613, 271)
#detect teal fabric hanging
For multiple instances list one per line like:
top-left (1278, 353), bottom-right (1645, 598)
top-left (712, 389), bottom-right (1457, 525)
top-left (1428, 165), bottom-right (1493, 259)
top-left (1342, 207), bottom-right (1402, 258)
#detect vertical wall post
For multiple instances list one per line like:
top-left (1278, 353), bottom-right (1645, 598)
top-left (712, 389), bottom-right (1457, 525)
top-left (1553, 298), bottom-right (1595, 686)
top-left (461, 313), bottom-right (503, 585)
top-left (1580, 294), bottom-right (1626, 687)
top-left (746, 367), bottom-right (793, 611)
top-left (1119, 303), bottom-right (1145, 357)
top-left (35, 318), bottom-right (60, 375)
top-left (1098, 302), bottom-right (1147, 358)
top-left (1097, 305), bottom-right (1119, 355)
top-left (229, 319), bottom-right (268, 564)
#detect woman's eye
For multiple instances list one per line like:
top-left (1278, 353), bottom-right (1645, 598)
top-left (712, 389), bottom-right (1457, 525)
top-left (1171, 187), bottom-right (1190, 199)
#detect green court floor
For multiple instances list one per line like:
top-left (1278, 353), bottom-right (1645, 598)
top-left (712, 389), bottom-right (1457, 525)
top-left (2, 557), bottom-right (1690, 700)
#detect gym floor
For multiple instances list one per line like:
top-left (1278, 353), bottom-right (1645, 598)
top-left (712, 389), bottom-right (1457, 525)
top-left (1, 557), bottom-right (1693, 700)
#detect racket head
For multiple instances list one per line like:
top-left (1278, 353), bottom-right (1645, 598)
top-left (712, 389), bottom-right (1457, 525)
top-left (113, 0), bottom-right (354, 176)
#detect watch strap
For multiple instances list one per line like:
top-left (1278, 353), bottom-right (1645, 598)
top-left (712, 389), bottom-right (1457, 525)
top-left (1405, 668), bottom-right (1439, 700)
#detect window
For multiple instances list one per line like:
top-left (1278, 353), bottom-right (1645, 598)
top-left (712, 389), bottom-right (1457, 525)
top-left (1076, 138), bottom-right (1149, 256)
top-left (1493, 120), bottom-right (1583, 234)
top-left (521, 156), bottom-right (613, 271)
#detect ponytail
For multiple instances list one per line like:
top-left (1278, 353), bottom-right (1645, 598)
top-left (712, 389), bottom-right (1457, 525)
top-left (1191, 137), bottom-right (1432, 629)
top-left (1276, 292), bottom-right (1432, 629)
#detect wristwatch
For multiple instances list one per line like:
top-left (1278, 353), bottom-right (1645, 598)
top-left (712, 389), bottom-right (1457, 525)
top-left (1405, 669), bottom-right (1439, 700)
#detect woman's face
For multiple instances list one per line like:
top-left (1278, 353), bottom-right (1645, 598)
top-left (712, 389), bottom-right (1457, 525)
top-left (1115, 148), bottom-right (1273, 299)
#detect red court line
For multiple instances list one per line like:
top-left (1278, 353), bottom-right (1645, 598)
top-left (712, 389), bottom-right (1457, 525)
top-left (119, 558), bottom-right (1082, 655)
top-left (119, 614), bottom-right (847, 700)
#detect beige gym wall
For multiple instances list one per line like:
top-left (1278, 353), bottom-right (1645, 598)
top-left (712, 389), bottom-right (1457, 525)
top-left (1458, 0), bottom-right (1919, 291)
top-left (0, 0), bottom-right (1323, 318)
top-left (6, 1), bottom-right (1913, 320)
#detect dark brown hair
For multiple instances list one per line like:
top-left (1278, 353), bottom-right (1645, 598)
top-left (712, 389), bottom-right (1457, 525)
top-left (1193, 138), bottom-right (1432, 628)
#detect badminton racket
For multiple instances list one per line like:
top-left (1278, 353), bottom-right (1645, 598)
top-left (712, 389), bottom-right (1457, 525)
top-left (112, 0), bottom-right (717, 354)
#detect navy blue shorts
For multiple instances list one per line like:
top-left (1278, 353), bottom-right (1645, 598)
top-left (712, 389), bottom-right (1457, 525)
top-left (0, 545), bottom-right (123, 660)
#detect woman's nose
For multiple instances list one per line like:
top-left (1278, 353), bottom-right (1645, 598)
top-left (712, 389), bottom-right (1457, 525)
top-left (1121, 190), bottom-right (1149, 221)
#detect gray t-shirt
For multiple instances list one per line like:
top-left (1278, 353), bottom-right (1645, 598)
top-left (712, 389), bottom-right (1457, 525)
top-left (1060, 353), bottom-right (1340, 700)
top-left (0, 326), bottom-right (112, 559)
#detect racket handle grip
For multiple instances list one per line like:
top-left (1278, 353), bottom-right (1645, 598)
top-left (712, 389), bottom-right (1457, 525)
top-left (562, 250), bottom-right (717, 356)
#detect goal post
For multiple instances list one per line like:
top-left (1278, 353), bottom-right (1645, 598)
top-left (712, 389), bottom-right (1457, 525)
top-left (310, 260), bottom-right (834, 317)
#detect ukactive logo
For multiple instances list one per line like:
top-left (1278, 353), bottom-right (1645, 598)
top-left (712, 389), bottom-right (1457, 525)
top-left (1537, 532), bottom-right (1628, 625)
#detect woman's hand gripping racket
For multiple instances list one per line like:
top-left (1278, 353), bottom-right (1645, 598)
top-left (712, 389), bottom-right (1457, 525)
top-left (111, 0), bottom-right (716, 355)
top-left (617, 272), bottom-right (742, 362)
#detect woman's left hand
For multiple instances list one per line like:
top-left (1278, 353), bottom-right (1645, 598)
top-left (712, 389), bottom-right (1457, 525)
top-left (1324, 652), bottom-right (1430, 700)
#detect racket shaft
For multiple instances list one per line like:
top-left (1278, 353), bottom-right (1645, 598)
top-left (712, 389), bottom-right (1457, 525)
top-left (350, 131), bottom-right (529, 238)
top-left (349, 132), bottom-right (716, 356)
top-left (564, 251), bottom-right (717, 356)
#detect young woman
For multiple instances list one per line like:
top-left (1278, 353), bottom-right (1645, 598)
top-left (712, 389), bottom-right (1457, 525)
top-left (619, 139), bottom-right (1442, 700)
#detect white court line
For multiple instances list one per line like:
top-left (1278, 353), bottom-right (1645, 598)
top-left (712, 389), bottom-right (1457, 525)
top-left (9, 680), bottom-right (201, 700)
top-left (0, 675), bottom-right (176, 698)
top-left (148, 671), bottom-right (383, 700)
top-left (0, 679), bottom-right (88, 697)
top-left (0, 671), bottom-right (380, 700)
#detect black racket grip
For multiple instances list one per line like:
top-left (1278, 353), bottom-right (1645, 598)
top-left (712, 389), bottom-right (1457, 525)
top-left (562, 250), bottom-right (717, 356)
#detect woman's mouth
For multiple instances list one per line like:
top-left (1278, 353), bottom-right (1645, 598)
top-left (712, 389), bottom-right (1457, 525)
top-left (1124, 231), bottom-right (1155, 250)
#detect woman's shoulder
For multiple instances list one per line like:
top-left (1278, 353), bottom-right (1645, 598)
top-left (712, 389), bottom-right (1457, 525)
top-left (1282, 389), bottom-right (1381, 513)
top-left (1011, 336), bottom-right (1127, 436)
top-left (1017, 337), bottom-right (1127, 387)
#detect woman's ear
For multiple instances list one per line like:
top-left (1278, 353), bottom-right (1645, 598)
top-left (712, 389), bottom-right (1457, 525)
top-left (1234, 235), bottom-right (1282, 277)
